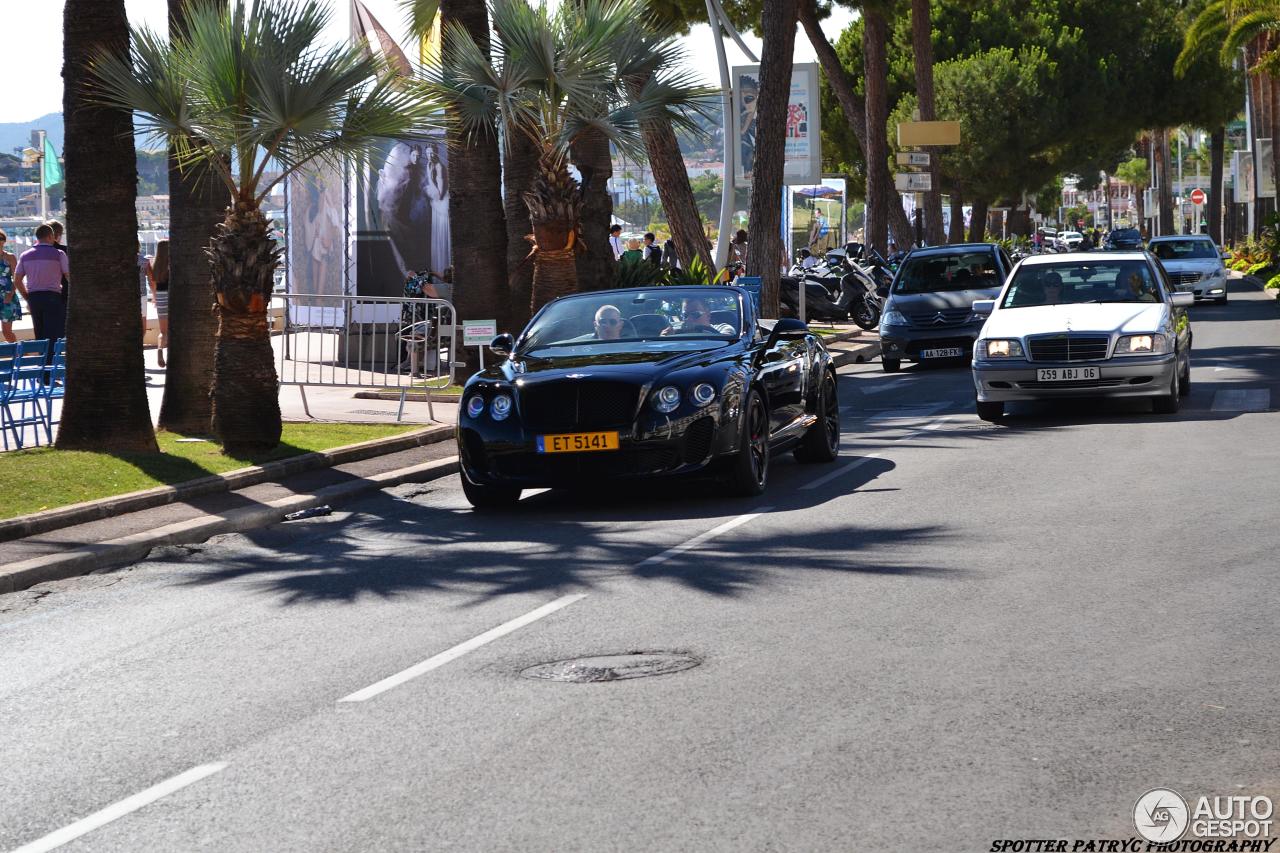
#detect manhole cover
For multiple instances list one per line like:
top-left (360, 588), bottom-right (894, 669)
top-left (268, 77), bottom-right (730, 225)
top-left (520, 653), bottom-right (700, 683)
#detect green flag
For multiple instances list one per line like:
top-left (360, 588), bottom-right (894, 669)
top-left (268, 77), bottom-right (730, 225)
top-left (42, 137), bottom-right (62, 188)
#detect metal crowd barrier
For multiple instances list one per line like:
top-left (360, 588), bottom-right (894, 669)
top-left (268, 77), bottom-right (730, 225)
top-left (271, 293), bottom-right (458, 422)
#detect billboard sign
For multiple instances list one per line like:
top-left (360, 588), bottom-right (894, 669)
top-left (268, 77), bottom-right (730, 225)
top-left (732, 63), bottom-right (821, 187)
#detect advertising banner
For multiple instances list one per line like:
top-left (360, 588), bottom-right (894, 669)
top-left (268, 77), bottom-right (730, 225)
top-left (287, 158), bottom-right (348, 326)
top-left (1256, 140), bottom-right (1275, 199)
top-left (1234, 150), bottom-right (1255, 201)
top-left (732, 63), bottom-right (821, 187)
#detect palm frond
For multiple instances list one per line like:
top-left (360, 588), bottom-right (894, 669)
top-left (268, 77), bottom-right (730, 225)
top-left (399, 0), bottom-right (441, 40)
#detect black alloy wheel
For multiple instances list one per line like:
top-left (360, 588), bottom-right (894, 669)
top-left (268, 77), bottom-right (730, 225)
top-left (795, 371), bottom-right (840, 463)
top-left (725, 388), bottom-right (770, 496)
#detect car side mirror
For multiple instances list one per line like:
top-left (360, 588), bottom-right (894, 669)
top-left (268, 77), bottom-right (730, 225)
top-left (971, 299), bottom-right (996, 316)
top-left (489, 333), bottom-right (515, 357)
top-left (762, 317), bottom-right (809, 348)
top-left (1170, 292), bottom-right (1195, 307)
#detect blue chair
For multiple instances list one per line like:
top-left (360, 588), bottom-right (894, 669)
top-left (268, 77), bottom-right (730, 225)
top-left (41, 339), bottom-right (67, 443)
top-left (735, 276), bottom-right (763, 314)
top-left (1, 340), bottom-right (50, 449)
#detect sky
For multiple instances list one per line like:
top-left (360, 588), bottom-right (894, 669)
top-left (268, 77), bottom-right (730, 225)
top-left (5, 0), bottom-right (857, 127)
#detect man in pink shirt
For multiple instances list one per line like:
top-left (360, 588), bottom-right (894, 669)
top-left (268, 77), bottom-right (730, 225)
top-left (14, 223), bottom-right (69, 344)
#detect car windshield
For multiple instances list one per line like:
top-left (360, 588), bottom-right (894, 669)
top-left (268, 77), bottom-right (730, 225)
top-left (1000, 261), bottom-right (1165, 308)
top-left (893, 251), bottom-right (1000, 293)
top-left (1109, 229), bottom-right (1140, 242)
top-left (1151, 239), bottom-right (1218, 260)
top-left (518, 288), bottom-right (743, 355)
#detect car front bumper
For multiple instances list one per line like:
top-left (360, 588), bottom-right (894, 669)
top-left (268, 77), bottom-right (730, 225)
top-left (880, 323), bottom-right (984, 362)
top-left (972, 354), bottom-right (1177, 402)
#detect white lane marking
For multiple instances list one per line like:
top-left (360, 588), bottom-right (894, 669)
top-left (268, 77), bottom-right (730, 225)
top-left (864, 402), bottom-right (950, 421)
top-left (11, 763), bottom-right (227, 853)
top-left (1210, 388), bottom-right (1271, 412)
top-left (635, 509), bottom-right (772, 568)
top-left (338, 594), bottom-right (587, 703)
top-left (803, 416), bottom-right (950, 491)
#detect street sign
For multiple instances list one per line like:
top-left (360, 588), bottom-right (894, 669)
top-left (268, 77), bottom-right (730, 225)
top-left (896, 152), bottom-right (931, 166)
top-left (897, 121), bottom-right (961, 147)
top-left (894, 172), bottom-right (932, 192)
top-left (1189, 188), bottom-right (1206, 205)
top-left (462, 319), bottom-right (497, 347)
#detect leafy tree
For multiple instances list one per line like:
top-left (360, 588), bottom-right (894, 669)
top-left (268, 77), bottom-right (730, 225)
top-left (92, 0), bottom-right (439, 452)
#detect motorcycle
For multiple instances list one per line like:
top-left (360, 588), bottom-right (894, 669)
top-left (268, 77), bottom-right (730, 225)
top-left (781, 248), bottom-right (882, 329)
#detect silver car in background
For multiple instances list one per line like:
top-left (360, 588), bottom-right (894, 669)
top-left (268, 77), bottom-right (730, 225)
top-left (1148, 234), bottom-right (1230, 303)
top-left (971, 251), bottom-right (1195, 422)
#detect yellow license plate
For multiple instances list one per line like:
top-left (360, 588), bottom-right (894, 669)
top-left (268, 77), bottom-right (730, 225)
top-left (537, 431), bottom-right (620, 453)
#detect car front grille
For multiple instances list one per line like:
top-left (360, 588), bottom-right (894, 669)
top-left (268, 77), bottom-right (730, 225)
top-left (1017, 378), bottom-right (1139, 389)
top-left (1169, 272), bottom-right (1200, 287)
top-left (683, 417), bottom-right (716, 464)
top-left (494, 447), bottom-right (681, 480)
top-left (518, 381), bottom-right (640, 432)
top-left (904, 307), bottom-right (973, 328)
top-left (1027, 335), bottom-right (1110, 362)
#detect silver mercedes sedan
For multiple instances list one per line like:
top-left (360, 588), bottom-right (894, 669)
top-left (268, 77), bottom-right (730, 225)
top-left (971, 251), bottom-right (1195, 422)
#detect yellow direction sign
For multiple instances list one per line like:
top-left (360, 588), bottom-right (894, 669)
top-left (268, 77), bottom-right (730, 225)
top-left (897, 121), bottom-right (961, 147)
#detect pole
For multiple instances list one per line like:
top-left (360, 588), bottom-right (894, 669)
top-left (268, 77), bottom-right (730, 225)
top-left (38, 130), bottom-right (48, 222)
top-left (706, 0), bottom-right (735, 271)
top-left (1177, 130), bottom-right (1183, 233)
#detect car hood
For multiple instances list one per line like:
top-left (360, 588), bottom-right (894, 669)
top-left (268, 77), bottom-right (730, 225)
top-left (1157, 258), bottom-right (1222, 273)
top-left (469, 345), bottom-right (736, 385)
top-left (890, 288), bottom-right (1003, 312)
top-left (983, 303), bottom-right (1168, 337)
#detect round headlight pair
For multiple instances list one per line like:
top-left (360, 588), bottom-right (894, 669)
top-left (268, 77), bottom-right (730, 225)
top-left (652, 383), bottom-right (718, 414)
top-left (464, 391), bottom-right (513, 420)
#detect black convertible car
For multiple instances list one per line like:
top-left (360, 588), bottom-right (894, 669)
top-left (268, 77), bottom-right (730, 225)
top-left (455, 286), bottom-right (841, 508)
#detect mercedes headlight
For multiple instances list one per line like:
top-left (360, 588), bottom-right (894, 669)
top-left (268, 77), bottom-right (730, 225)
top-left (490, 393), bottom-right (513, 420)
top-left (982, 339), bottom-right (1024, 358)
top-left (1114, 334), bottom-right (1169, 355)
top-left (691, 383), bottom-right (717, 406)
top-left (465, 394), bottom-right (486, 419)
top-left (651, 385), bottom-right (681, 413)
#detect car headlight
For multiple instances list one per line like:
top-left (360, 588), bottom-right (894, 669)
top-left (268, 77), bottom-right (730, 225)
top-left (881, 308), bottom-right (908, 326)
top-left (490, 393), bottom-right (513, 420)
top-left (465, 394), bottom-right (486, 419)
top-left (691, 383), bottom-right (716, 406)
top-left (1114, 334), bottom-right (1169, 355)
top-left (982, 339), bottom-right (1024, 358)
top-left (651, 385), bottom-right (681, 413)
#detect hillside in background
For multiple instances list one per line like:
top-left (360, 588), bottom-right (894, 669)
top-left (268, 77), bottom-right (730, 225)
top-left (0, 113), bottom-right (156, 155)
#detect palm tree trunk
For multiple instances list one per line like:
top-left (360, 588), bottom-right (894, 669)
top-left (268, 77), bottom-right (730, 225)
top-left (797, 1), bottom-right (911, 248)
top-left (1209, 125), bottom-right (1225, 244)
top-left (746, 0), bottom-right (798, 318)
top-left (57, 0), bottom-right (157, 452)
top-left (1155, 128), bottom-right (1174, 235)
top-left (968, 198), bottom-right (989, 242)
top-left (948, 192), bottom-right (966, 243)
top-left (442, 0), bottom-right (508, 328)
top-left (504, 130), bottom-right (539, 330)
top-left (910, 0), bottom-right (944, 244)
top-left (639, 106), bottom-right (714, 271)
top-left (862, 7), bottom-right (890, 254)
top-left (571, 129), bottom-right (615, 292)
top-left (210, 199), bottom-right (282, 453)
top-left (158, 0), bottom-right (226, 435)
top-left (525, 152), bottom-right (583, 313)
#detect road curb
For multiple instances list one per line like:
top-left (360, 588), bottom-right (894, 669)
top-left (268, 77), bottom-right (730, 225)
top-left (355, 390), bottom-right (463, 403)
top-left (0, 456), bottom-right (461, 595)
top-left (830, 338), bottom-right (882, 368)
top-left (0, 424), bottom-right (455, 544)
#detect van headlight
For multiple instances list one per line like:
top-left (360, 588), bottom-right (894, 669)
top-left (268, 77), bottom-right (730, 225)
top-left (982, 339), bottom-right (1023, 358)
top-left (1114, 334), bottom-right (1169, 355)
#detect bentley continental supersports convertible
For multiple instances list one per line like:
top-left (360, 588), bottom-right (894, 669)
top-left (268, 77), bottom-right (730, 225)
top-left (455, 286), bottom-right (841, 508)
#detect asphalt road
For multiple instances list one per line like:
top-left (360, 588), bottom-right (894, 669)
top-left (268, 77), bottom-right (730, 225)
top-left (3, 277), bottom-right (1279, 852)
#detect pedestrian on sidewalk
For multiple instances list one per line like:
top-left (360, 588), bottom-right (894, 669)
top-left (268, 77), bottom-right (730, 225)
top-left (643, 232), bottom-right (662, 267)
top-left (150, 239), bottom-right (171, 368)
top-left (609, 224), bottom-right (624, 260)
top-left (13, 223), bottom-right (69, 347)
top-left (49, 220), bottom-right (69, 306)
top-left (0, 230), bottom-right (20, 343)
top-left (400, 270), bottom-right (440, 376)
top-left (137, 243), bottom-right (153, 351)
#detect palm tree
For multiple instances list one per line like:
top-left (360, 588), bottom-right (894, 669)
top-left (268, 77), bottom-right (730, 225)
top-left (157, 0), bottom-right (226, 436)
top-left (58, 0), bottom-right (158, 453)
top-left (1116, 156), bottom-right (1151, 236)
top-left (746, 0), bottom-right (799, 318)
top-left (910, 0), bottom-right (944, 244)
top-left (862, 3), bottom-right (890, 254)
top-left (421, 0), bottom-right (713, 313)
top-left (91, 0), bottom-right (441, 453)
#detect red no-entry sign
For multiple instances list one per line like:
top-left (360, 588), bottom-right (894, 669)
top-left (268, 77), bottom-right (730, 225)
top-left (1189, 188), bottom-right (1206, 205)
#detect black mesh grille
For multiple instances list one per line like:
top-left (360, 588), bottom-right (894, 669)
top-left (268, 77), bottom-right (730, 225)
top-left (494, 447), bottom-right (679, 480)
top-left (683, 417), bottom-right (715, 464)
top-left (904, 307), bottom-right (973, 328)
top-left (518, 382), bottom-right (639, 432)
top-left (1027, 335), bottom-right (1109, 362)
top-left (1017, 378), bottom-right (1133, 389)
